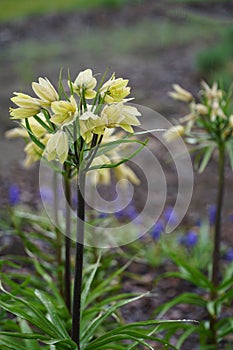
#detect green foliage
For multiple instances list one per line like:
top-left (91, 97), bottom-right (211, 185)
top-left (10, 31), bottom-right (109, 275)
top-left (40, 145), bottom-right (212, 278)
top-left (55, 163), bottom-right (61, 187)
top-left (0, 0), bottom-right (132, 22)
top-left (0, 210), bottom-right (184, 349)
top-left (153, 247), bottom-right (233, 349)
top-left (197, 26), bottom-right (233, 89)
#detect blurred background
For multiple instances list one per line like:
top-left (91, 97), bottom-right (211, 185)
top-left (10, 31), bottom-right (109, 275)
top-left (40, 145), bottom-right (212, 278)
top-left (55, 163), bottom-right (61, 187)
top-left (0, 0), bottom-right (233, 229)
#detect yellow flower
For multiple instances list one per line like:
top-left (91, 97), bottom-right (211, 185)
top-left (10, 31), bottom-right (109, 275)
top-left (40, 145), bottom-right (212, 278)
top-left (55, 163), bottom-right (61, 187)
top-left (79, 110), bottom-right (105, 143)
top-left (23, 134), bottom-right (50, 168)
top-left (87, 154), bottom-right (112, 185)
top-left (229, 115), bottom-right (233, 128)
top-left (79, 103), bottom-right (141, 143)
top-left (201, 81), bottom-right (223, 101)
top-left (101, 103), bottom-right (141, 133)
top-left (5, 127), bottom-right (28, 139)
top-left (87, 129), bottom-right (140, 186)
top-left (6, 114), bottom-right (48, 140)
top-left (114, 163), bottom-right (140, 186)
top-left (22, 113), bottom-right (49, 138)
top-left (168, 84), bottom-right (193, 102)
top-left (10, 92), bottom-right (41, 119)
top-left (24, 142), bottom-right (43, 167)
top-left (163, 125), bottom-right (185, 142)
top-left (100, 74), bottom-right (131, 103)
top-left (71, 69), bottom-right (97, 99)
top-left (45, 130), bottom-right (69, 163)
top-left (194, 103), bottom-right (208, 115)
top-left (210, 99), bottom-right (226, 122)
top-left (50, 96), bottom-right (78, 126)
top-left (32, 77), bottom-right (59, 106)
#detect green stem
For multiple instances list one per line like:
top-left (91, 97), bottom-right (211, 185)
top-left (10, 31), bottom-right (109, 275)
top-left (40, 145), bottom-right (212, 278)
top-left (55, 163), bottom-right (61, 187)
top-left (209, 143), bottom-right (225, 347)
top-left (53, 171), bottom-right (63, 299)
top-left (64, 165), bottom-right (72, 314)
top-left (71, 169), bottom-right (86, 349)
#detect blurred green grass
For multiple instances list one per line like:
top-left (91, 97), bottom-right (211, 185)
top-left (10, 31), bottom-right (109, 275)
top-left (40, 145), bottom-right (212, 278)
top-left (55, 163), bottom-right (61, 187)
top-left (0, 0), bottom-right (130, 22)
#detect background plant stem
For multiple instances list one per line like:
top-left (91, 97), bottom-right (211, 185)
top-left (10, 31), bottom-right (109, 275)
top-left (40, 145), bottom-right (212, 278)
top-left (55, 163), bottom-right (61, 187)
top-left (53, 171), bottom-right (63, 299)
top-left (64, 165), bottom-right (72, 314)
top-left (209, 143), bottom-right (225, 347)
top-left (71, 170), bottom-right (85, 349)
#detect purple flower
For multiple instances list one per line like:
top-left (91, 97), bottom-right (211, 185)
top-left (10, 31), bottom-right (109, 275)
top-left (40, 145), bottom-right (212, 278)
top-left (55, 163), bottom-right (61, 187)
top-left (195, 218), bottom-right (202, 227)
top-left (150, 220), bottom-right (164, 240)
top-left (126, 205), bottom-right (138, 220)
top-left (114, 209), bottom-right (125, 220)
top-left (163, 206), bottom-right (178, 226)
top-left (224, 248), bottom-right (233, 262)
top-left (8, 184), bottom-right (20, 206)
top-left (180, 230), bottom-right (198, 247)
top-left (186, 231), bottom-right (198, 247)
top-left (40, 186), bottom-right (54, 204)
top-left (208, 205), bottom-right (216, 226)
top-left (98, 213), bottom-right (109, 219)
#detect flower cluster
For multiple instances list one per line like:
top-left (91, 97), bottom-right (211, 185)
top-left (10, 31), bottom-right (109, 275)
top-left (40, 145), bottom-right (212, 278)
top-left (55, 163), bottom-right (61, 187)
top-left (6, 69), bottom-right (141, 183)
top-left (164, 81), bottom-right (233, 144)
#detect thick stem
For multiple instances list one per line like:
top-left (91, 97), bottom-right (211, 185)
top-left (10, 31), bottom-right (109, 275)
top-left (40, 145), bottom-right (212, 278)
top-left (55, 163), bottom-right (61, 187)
top-left (209, 143), bottom-right (225, 347)
top-left (64, 167), bottom-right (72, 314)
top-left (71, 170), bottom-right (85, 349)
top-left (53, 171), bottom-right (63, 298)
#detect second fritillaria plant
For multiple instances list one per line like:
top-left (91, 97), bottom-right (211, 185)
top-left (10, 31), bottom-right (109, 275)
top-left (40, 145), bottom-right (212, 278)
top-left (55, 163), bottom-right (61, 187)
top-left (7, 68), bottom-right (144, 349)
top-left (164, 81), bottom-right (233, 348)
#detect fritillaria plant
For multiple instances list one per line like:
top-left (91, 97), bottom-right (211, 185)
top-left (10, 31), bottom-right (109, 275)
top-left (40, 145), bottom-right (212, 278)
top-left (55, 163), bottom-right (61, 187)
top-left (7, 68), bottom-right (144, 349)
top-left (165, 81), bottom-right (233, 347)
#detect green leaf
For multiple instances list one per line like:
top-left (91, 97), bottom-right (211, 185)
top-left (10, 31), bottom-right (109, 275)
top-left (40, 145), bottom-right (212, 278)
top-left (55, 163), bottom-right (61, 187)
top-left (86, 319), bottom-right (194, 350)
top-left (0, 283), bottom-right (60, 338)
top-left (81, 292), bottom-right (150, 348)
top-left (0, 336), bottom-right (26, 350)
top-left (94, 137), bottom-right (146, 158)
top-left (18, 319), bottom-right (41, 350)
top-left (25, 118), bottom-right (45, 151)
top-left (34, 290), bottom-right (69, 338)
top-left (88, 139), bottom-right (148, 171)
top-left (226, 141), bottom-right (233, 171)
top-left (84, 259), bottom-right (132, 308)
top-left (34, 114), bottom-right (54, 133)
top-left (0, 331), bottom-right (51, 341)
top-left (160, 251), bottom-right (212, 289)
top-left (218, 262), bottom-right (233, 292)
top-left (198, 144), bottom-right (215, 173)
top-left (155, 292), bottom-right (206, 319)
top-left (217, 317), bottom-right (233, 339)
top-left (81, 254), bottom-right (101, 314)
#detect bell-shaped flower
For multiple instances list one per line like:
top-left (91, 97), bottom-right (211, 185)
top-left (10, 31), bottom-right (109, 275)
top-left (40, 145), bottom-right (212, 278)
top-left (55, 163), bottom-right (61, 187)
top-left (100, 74), bottom-right (131, 103)
top-left (71, 69), bottom-right (97, 99)
top-left (79, 110), bottom-right (105, 143)
top-left (87, 154), bottom-right (112, 185)
top-left (5, 127), bottom-right (28, 139)
top-left (168, 84), bottom-right (193, 102)
top-left (114, 163), bottom-right (140, 186)
top-left (25, 115), bottom-right (49, 138)
top-left (23, 134), bottom-right (50, 168)
top-left (101, 102), bottom-right (141, 133)
top-left (6, 113), bottom-right (49, 140)
top-left (229, 115), bottom-right (233, 128)
top-left (32, 77), bottom-right (59, 106)
top-left (10, 92), bottom-right (41, 119)
top-left (87, 128), bottom-right (140, 187)
top-left (50, 96), bottom-right (78, 126)
top-left (24, 142), bottom-right (43, 167)
top-left (45, 130), bottom-right (69, 164)
top-left (201, 81), bottom-right (223, 101)
top-left (163, 125), bottom-right (185, 142)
